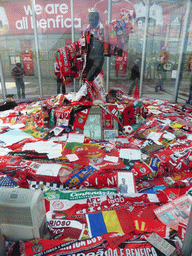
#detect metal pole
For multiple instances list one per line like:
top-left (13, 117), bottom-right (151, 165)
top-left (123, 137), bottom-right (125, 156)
top-left (0, 54), bottom-right (7, 100)
top-left (106, 0), bottom-right (112, 93)
top-left (71, 0), bottom-right (75, 43)
top-left (140, 0), bottom-right (150, 97)
top-left (182, 205), bottom-right (192, 256)
top-left (31, 0), bottom-right (43, 97)
top-left (71, 0), bottom-right (76, 92)
top-left (173, 0), bottom-right (191, 103)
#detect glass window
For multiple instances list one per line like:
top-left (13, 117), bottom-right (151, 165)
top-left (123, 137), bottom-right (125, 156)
top-left (107, 0), bottom-right (139, 96)
top-left (177, 2), bottom-right (192, 105)
top-left (0, 1), bottom-right (40, 101)
top-left (143, 0), bottom-right (188, 102)
top-left (0, 0), bottom-right (190, 104)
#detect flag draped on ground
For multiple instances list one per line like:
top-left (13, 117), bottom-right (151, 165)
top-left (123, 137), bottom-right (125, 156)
top-left (86, 209), bottom-right (134, 237)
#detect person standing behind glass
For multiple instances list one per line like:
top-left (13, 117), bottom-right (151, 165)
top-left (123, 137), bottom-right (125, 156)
top-left (155, 62), bottom-right (166, 92)
top-left (186, 75), bottom-right (192, 105)
top-left (11, 63), bottom-right (25, 99)
top-left (128, 59), bottom-right (140, 96)
top-left (155, 46), bottom-right (168, 92)
top-left (54, 63), bottom-right (66, 94)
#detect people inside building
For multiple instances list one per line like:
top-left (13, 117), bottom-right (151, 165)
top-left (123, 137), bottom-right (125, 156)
top-left (54, 63), bottom-right (66, 95)
top-left (11, 63), bottom-right (25, 99)
top-left (186, 75), bottom-right (192, 105)
top-left (128, 59), bottom-right (140, 95)
top-left (155, 62), bottom-right (165, 92)
top-left (155, 46), bottom-right (168, 92)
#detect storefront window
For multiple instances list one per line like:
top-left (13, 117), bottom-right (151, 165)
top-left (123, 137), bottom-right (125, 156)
top-left (0, 0), bottom-right (191, 103)
top-left (177, 2), bottom-right (192, 105)
top-left (72, 0), bottom-right (91, 93)
top-left (35, 0), bottom-right (76, 96)
top-left (0, 0), bottom-right (40, 101)
top-left (108, 0), bottom-right (144, 96)
top-left (143, 0), bottom-right (188, 103)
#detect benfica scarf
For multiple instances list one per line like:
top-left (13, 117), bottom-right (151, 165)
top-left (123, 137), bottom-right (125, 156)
top-left (92, 71), bottom-right (106, 102)
top-left (123, 242), bottom-right (159, 256)
top-left (21, 236), bottom-right (107, 256)
top-left (55, 41), bottom-right (83, 84)
top-left (106, 104), bottom-right (123, 127)
top-left (63, 165), bottom-right (98, 189)
top-left (84, 80), bottom-right (96, 102)
top-left (73, 106), bottom-right (91, 130)
top-left (66, 43), bottom-right (79, 79)
top-left (54, 105), bottom-right (72, 127)
top-left (55, 47), bottom-right (71, 82)
top-left (47, 217), bottom-right (85, 240)
top-left (103, 111), bottom-right (113, 129)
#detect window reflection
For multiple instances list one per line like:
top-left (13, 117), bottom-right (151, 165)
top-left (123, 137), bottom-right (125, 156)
top-left (0, 0), bottom-right (190, 103)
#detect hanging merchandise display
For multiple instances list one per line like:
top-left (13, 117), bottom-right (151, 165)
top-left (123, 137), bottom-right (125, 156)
top-left (21, 40), bottom-right (34, 76)
top-left (115, 53), bottom-right (127, 77)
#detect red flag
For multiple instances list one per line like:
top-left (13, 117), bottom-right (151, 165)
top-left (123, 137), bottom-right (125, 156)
top-left (134, 80), bottom-right (140, 99)
top-left (73, 107), bottom-right (90, 130)
top-left (132, 216), bottom-right (167, 237)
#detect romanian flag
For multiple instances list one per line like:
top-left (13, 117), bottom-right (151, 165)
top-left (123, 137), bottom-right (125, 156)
top-left (86, 209), bottom-right (134, 238)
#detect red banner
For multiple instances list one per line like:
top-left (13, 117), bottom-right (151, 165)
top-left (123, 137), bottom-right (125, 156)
top-left (115, 55), bottom-right (127, 76)
top-left (0, 0), bottom-right (186, 36)
top-left (0, 0), bottom-right (94, 35)
top-left (21, 40), bottom-right (34, 76)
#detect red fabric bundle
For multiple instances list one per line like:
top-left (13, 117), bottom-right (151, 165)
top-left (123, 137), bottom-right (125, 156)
top-left (55, 47), bottom-right (72, 82)
top-left (22, 236), bottom-right (107, 256)
top-left (132, 216), bottom-right (167, 237)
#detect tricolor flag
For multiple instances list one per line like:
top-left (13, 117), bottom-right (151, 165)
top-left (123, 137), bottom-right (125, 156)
top-left (86, 209), bottom-right (134, 237)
